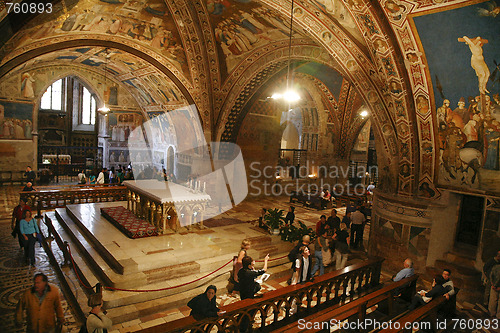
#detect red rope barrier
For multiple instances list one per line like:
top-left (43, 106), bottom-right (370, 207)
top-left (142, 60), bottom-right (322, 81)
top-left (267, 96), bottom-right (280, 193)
top-left (66, 243), bottom-right (95, 290)
top-left (65, 243), bottom-right (234, 293)
top-left (255, 254), bottom-right (288, 262)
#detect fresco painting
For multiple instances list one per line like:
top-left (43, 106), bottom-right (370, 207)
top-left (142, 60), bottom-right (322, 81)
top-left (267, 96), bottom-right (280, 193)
top-left (0, 0), bottom-right (189, 77)
top-left (0, 102), bottom-right (33, 140)
top-left (109, 112), bottom-right (142, 143)
top-left (206, 0), bottom-right (305, 75)
top-left (414, 2), bottom-right (500, 192)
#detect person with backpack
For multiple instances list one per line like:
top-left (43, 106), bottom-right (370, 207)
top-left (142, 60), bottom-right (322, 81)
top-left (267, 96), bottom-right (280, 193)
top-left (83, 293), bottom-right (112, 333)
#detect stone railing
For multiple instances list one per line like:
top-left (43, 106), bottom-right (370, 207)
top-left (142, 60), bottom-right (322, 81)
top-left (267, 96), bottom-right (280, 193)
top-left (20, 186), bottom-right (127, 216)
top-left (138, 257), bottom-right (384, 333)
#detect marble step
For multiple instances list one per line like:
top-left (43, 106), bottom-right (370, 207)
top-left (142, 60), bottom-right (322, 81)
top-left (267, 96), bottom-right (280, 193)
top-left (105, 258), bottom-right (294, 324)
top-left (64, 207), bottom-right (127, 274)
top-left (445, 251), bottom-right (476, 267)
top-left (51, 211), bottom-right (150, 290)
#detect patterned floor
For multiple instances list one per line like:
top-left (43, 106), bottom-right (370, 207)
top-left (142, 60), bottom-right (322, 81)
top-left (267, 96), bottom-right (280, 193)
top-left (0, 185), bottom-right (78, 333)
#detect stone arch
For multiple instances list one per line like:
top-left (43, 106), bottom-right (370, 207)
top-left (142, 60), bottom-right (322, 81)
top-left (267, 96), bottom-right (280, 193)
top-left (257, 0), bottom-right (415, 195)
top-left (0, 36), bottom-right (199, 123)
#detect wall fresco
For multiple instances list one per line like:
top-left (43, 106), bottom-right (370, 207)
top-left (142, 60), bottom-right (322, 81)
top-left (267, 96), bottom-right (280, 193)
top-left (414, 2), bottom-right (500, 193)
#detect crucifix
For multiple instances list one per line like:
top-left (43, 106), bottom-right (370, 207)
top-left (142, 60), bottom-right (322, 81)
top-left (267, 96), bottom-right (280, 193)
top-left (458, 36), bottom-right (490, 116)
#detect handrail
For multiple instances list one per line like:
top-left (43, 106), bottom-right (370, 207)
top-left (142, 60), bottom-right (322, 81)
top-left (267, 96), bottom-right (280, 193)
top-left (376, 296), bottom-right (447, 333)
top-left (137, 257), bottom-right (384, 333)
top-left (19, 186), bottom-right (127, 216)
top-left (273, 275), bottom-right (419, 333)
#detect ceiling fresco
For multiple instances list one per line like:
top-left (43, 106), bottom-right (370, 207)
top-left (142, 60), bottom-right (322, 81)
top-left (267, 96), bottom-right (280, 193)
top-left (1, 0), bottom-right (499, 198)
top-left (0, 0), bottom-right (190, 77)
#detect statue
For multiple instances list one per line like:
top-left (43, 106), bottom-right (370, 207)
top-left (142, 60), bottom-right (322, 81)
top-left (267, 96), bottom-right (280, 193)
top-left (459, 36), bottom-right (490, 95)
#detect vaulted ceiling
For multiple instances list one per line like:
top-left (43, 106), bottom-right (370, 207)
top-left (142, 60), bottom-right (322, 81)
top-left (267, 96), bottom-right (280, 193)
top-left (1, 0), bottom-right (497, 197)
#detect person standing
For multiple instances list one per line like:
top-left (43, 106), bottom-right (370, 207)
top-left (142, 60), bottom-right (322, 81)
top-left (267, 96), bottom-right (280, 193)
top-left (489, 257), bottom-right (500, 319)
top-left (96, 168), bottom-right (105, 184)
top-left (86, 293), bottom-right (112, 333)
top-left (24, 166), bottom-right (36, 185)
top-left (12, 198), bottom-right (31, 249)
top-left (78, 170), bottom-right (87, 184)
top-left (483, 251), bottom-right (500, 306)
top-left (316, 215), bottom-right (329, 237)
top-left (350, 207), bottom-right (366, 249)
top-left (285, 206), bottom-right (295, 225)
top-left (238, 254), bottom-right (269, 332)
top-left (342, 211), bottom-right (352, 230)
top-left (326, 209), bottom-right (341, 232)
top-left (292, 246), bottom-right (313, 284)
top-left (20, 210), bottom-right (40, 265)
top-left (232, 239), bottom-right (251, 290)
top-left (311, 231), bottom-right (328, 277)
top-left (15, 273), bottom-right (65, 333)
top-left (333, 223), bottom-right (350, 270)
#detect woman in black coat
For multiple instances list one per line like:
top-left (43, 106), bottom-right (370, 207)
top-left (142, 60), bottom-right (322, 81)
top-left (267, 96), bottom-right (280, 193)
top-left (187, 285), bottom-right (221, 320)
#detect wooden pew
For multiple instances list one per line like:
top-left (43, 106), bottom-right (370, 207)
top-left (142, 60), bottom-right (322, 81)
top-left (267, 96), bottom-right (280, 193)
top-left (376, 287), bottom-right (460, 333)
top-left (136, 257), bottom-right (385, 333)
top-left (272, 275), bottom-right (418, 333)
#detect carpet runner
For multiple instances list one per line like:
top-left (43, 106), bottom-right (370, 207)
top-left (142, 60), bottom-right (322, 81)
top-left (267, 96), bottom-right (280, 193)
top-left (100, 206), bottom-right (158, 239)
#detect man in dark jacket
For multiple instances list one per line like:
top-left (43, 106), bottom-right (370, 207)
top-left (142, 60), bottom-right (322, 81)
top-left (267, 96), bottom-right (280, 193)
top-left (24, 166), bottom-right (36, 185)
top-left (238, 254), bottom-right (269, 332)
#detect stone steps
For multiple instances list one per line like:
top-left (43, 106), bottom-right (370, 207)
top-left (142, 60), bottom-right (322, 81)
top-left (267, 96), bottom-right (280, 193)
top-left (43, 209), bottom-right (296, 327)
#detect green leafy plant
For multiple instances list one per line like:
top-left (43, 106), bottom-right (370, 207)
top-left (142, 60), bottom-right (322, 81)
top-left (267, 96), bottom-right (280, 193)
top-left (280, 220), bottom-right (315, 242)
top-left (264, 208), bottom-right (286, 231)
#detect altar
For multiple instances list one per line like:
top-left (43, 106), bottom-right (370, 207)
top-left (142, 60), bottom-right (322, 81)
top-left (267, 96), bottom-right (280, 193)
top-left (123, 180), bottom-right (211, 234)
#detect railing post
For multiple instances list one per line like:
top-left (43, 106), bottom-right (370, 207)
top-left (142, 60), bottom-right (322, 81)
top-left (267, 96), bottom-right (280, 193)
top-left (62, 241), bottom-right (71, 267)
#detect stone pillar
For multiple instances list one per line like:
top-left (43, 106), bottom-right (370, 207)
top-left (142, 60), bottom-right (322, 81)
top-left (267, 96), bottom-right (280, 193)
top-left (369, 191), bottom-right (437, 274)
top-left (98, 113), bottom-right (110, 168)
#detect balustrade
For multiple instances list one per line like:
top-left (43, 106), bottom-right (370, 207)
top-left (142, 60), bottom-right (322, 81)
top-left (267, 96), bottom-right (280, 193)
top-left (20, 186), bottom-right (127, 216)
top-left (138, 257), bottom-right (384, 333)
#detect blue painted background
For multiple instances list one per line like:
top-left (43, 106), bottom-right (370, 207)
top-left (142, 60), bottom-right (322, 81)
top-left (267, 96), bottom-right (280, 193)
top-left (414, 2), bottom-right (500, 108)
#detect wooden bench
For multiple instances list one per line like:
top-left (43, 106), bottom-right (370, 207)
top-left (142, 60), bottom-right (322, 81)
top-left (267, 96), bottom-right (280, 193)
top-left (272, 275), bottom-right (418, 333)
top-left (136, 257), bottom-right (385, 333)
top-left (376, 287), bottom-right (460, 333)
top-left (0, 171), bottom-right (25, 185)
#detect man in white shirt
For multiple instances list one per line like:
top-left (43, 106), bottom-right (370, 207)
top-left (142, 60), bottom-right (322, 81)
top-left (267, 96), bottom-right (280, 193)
top-left (96, 168), bottom-right (105, 184)
top-left (350, 207), bottom-right (366, 249)
top-left (77, 170), bottom-right (86, 184)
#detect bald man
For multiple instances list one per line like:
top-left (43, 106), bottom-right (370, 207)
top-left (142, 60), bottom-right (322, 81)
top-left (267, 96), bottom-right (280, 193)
top-left (393, 258), bottom-right (415, 282)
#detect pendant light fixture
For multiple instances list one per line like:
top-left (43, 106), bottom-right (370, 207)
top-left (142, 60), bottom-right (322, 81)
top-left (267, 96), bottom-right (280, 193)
top-left (98, 48), bottom-right (110, 114)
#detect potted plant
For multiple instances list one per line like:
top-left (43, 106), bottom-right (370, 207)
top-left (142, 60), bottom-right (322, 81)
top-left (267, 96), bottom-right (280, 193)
top-left (264, 208), bottom-right (286, 235)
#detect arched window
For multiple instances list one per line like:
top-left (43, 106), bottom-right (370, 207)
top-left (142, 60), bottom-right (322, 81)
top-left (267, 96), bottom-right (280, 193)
top-left (40, 78), bottom-right (64, 111)
top-left (81, 86), bottom-right (96, 125)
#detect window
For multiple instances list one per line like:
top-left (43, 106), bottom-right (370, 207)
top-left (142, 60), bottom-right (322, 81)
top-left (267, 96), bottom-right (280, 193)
top-left (40, 79), bottom-right (64, 110)
top-left (81, 87), bottom-right (96, 125)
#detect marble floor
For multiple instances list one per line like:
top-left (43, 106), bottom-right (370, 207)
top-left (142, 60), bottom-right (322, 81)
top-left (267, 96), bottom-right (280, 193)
top-left (0, 183), bottom-right (383, 333)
